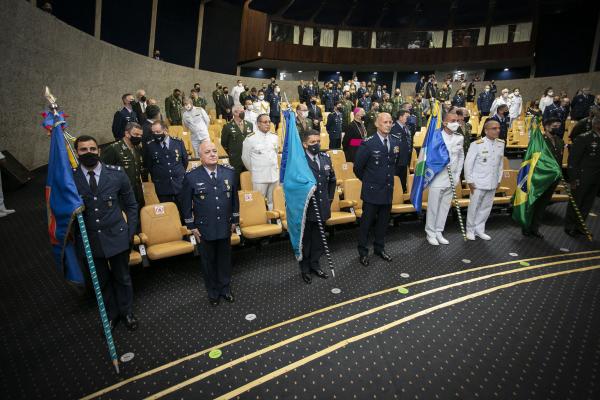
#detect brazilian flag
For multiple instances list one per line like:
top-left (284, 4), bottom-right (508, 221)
top-left (512, 118), bottom-right (563, 228)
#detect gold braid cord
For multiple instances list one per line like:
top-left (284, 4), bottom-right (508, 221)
top-left (447, 164), bottom-right (467, 241)
top-left (561, 178), bottom-right (593, 242)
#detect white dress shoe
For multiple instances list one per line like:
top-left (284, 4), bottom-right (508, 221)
top-left (476, 232), bottom-right (491, 241)
top-left (436, 233), bottom-right (449, 245)
top-left (0, 209), bottom-right (14, 218)
top-left (466, 232), bottom-right (476, 241)
top-left (427, 236), bottom-right (439, 246)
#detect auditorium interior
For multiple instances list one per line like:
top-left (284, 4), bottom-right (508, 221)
top-left (1, 0), bottom-right (600, 399)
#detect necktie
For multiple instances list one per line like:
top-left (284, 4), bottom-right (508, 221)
top-left (311, 156), bottom-right (319, 170)
top-left (88, 171), bottom-right (98, 194)
top-left (210, 171), bottom-right (217, 183)
top-left (384, 138), bottom-right (388, 152)
top-left (162, 142), bottom-right (167, 151)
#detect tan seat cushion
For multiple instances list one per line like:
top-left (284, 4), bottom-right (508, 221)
top-left (231, 233), bottom-right (241, 246)
top-left (354, 208), bottom-right (363, 218)
top-left (493, 196), bottom-right (511, 205)
top-left (326, 211), bottom-right (356, 226)
top-left (241, 224), bottom-right (282, 239)
top-left (391, 204), bottom-right (416, 214)
top-left (147, 241), bottom-right (194, 260)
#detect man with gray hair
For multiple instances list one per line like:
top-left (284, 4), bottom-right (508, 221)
top-left (182, 98), bottom-right (211, 158)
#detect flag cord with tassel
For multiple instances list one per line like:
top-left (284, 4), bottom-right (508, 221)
top-left (447, 164), bottom-right (467, 241)
top-left (309, 196), bottom-right (335, 278)
top-left (560, 178), bottom-right (593, 241)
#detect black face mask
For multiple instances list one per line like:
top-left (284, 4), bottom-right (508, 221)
top-left (554, 100), bottom-right (560, 105)
top-left (140, 96), bottom-right (147, 102)
top-left (307, 143), bottom-right (320, 155)
top-left (79, 152), bottom-right (99, 168)
top-left (464, 116), bottom-right (470, 123)
top-left (311, 100), bottom-right (317, 105)
top-left (130, 136), bottom-right (142, 145)
top-left (550, 127), bottom-right (562, 135)
top-left (244, 87), bottom-right (249, 91)
top-left (154, 133), bottom-right (166, 142)
top-left (224, 90), bottom-right (229, 94)
top-left (503, 111), bottom-right (509, 117)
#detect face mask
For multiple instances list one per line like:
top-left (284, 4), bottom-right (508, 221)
top-left (244, 87), bottom-right (249, 91)
top-left (238, 83), bottom-right (243, 87)
top-left (550, 127), bottom-right (561, 135)
top-left (417, 99), bottom-right (422, 103)
top-left (307, 143), bottom-right (320, 155)
top-left (224, 90), bottom-right (229, 94)
top-left (554, 100), bottom-right (560, 105)
top-left (140, 96), bottom-right (147, 102)
top-left (300, 111), bottom-right (308, 118)
top-left (446, 122), bottom-right (460, 132)
top-left (238, 112), bottom-right (245, 120)
top-left (503, 110), bottom-right (509, 117)
top-left (309, 85), bottom-right (313, 88)
top-left (130, 136), bottom-right (142, 146)
top-left (464, 116), bottom-right (470, 123)
top-left (275, 88), bottom-right (280, 93)
top-left (258, 95), bottom-right (264, 100)
top-left (485, 88), bottom-right (490, 92)
top-left (154, 133), bottom-right (166, 142)
top-left (311, 100), bottom-right (317, 105)
top-left (548, 92), bottom-right (553, 97)
top-left (78, 152), bottom-right (99, 168)
top-left (185, 105), bottom-right (192, 111)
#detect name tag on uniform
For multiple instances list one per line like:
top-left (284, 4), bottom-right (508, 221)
top-left (154, 205), bottom-right (165, 215)
top-left (324, 165), bottom-right (331, 170)
top-left (393, 146), bottom-right (399, 153)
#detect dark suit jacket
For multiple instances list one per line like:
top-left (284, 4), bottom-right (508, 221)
top-left (218, 95), bottom-right (234, 119)
top-left (305, 152), bottom-right (336, 222)
top-left (389, 122), bottom-right (412, 167)
top-left (342, 120), bottom-right (367, 162)
top-left (308, 103), bottom-right (323, 125)
top-left (132, 101), bottom-right (147, 124)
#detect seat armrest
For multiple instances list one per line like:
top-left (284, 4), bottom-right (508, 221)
top-left (133, 235), bottom-right (141, 245)
top-left (266, 210), bottom-right (280, 219)
top-left (339, 200), bottom-right (355, 208)
top-left (180, 226), bottom-right (192, 236)
top-left (273, 208), bottom-right (286, 219)
top-left (138, 233), bottom-right (148, 243)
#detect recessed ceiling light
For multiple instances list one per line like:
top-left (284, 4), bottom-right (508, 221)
top-left (373, 72), bottom-right (378, 75)
top-left (298, 70), bottom-right (302, 73)
top-left (503, 68), bottom-right (509, 71)
top-left (258, 68), bottom-right (263, 71)
top-left (414, 71), bottom-right (418, 74)
top-left (336, 71), bottom-right (340, 74)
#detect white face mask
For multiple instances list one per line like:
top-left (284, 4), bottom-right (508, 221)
top-left (185, 105), bottom-right (193, 111)
top-left (258, 95), bottom-right (264, 100)
top-left (514, 91), bottom-right (520, 96)
top-left (275, 88), bottom-right (280, 93)
top-left (446, 122), bottom-right (460, 132)
top-left (548, 92), bottom-right (554, 97)
top-left (300, 111), bottom-right (308, 118)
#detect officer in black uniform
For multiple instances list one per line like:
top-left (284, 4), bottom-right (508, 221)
top-left (111, 93), bottom-right (138, 141)
top-left (353, 112), bottom-right (401, 266)
top-left (143, 121), bottom-right (188, 213)
top-left (101, 122), bottom-right (146, 210)
top-left (181, 141), bottom-right (239, 306)
top-left (565, 116), bottom-right (600, 237)
top-left (73, 135), bottom-right (139, 331)
top-left (300, 129), bottom-right (337, 284)
top-left (268, 86), bottom-right (282, 130)
top-left (325, 102), bottom-right (344, 149)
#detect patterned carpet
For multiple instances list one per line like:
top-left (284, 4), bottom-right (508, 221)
top-left (0, 170), bottom-right (599, 400)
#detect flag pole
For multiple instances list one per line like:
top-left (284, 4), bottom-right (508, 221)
top-left (560, 178), bottom-right (593, 242)
top-left (447, 165), bottom-right (467, 241)
top-left (44, 87), bottom-right (120, 374)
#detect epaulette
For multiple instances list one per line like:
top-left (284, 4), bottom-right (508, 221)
top-left (390, 133), bottom-right (400, 139)
top-left (146, 139), bottom-right (154, 145)
top-left (475, 139), bottom-right (484, 144)
top-left (364, 135), bottom-right (374, 141)
top-left (580, 131), bottom-right (592, 137)
top-left (220, 163), bottom-right (235, 170)
top-left (105, 164), bottom-right (122, 171)
top-left (320, 151), bottom-right (330, 157)
top-left (170, 136), bottom-right (182, 141)
top-left (497, 138), bottom-right (505, 143)
top-left (246, 132), bottom-right (255, 138)
top-left (269, 131), bottom-right (278, 135)
top-left (185, 165), bottom-right (200, 174)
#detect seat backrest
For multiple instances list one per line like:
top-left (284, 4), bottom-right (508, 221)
top-left (327, 149), bottom-right (347, 166)
top-left (320, 133), bottom-right (330, 150)
top-left (238, 191), bottom-right (268, 227)
top-left (330, 190), bottom-right (342, 212)
top-left (500, 169), bottom-right (517, 196)
top-left (142, 181), bottom-right (160, 205)
top-left (338, 162), bottom-right (357, 181)
top-left (168, 125), bottom-right (184, 138)
top-left (240, 171), bottom-right (253, 191)
top-left (272, 186), bottom-right (286, 220)
top-left (140, 202), bottom-right (183, 246)
top-left (392, 176), bottom-right (404, 204)
top-left (181, 131), bottom-right (194, 155)
top-left (502, 156), bottom-right (510, 170)
top-left (342, 178), bottom-right (363, 209)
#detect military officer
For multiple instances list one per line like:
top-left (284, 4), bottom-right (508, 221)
top-left (221, 105), bottom-right (254, 185)
top-left (212, 83), bottom-right (224, 118)
top-left (341, 92), bottom-right (354, 131)
top-left (296, 103), bottom-right (314, 137)
top-left (364, 102), bottom-right (379, 137)
top-left (165, 89), bottom-right (183, 125)
top-left (565, 116), bottom-right (600, 237)
top-left (143, 121), bottom-right (188, 212)
top-left (322, 84), bottom-right (335, 112)
top-left (73, 135), bottom-right (139, 331)
top-left (300, 129), bottom-right (336, 284)
top-left (308, 96), bottom-right (323, 128)
top-left (391, 89), bottom-right (404, 118)
top-left (353, 112), bottom-right (401, 266)
top-left (191, 90), bottom-right (208, 109)
top-left (100, 122), bottom-right (146, 210)
top-left (425, 110), bottom-right (464, 246)
top-left (111, 93), bottom-right (138, 141)
top-left (268, 86), bottom-right (282, 130)
top-left (380, 93), bottom-right (393, 115)
top-left (464, 120), bottom-right (505, 241)
top-left (326, 102), bottom-right (344, 149)
top-left (181, 141), bottom-right (239, 306)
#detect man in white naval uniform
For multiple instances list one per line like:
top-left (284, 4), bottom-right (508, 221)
top-left (464, 119), bottom-right (505, 241)
top-left (241, 113), bottom-right (279, 209)
top-left (425, 110), bottom-right (465, 246)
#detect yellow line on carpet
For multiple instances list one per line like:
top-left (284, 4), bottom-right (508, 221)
top-left (81, 250), bottom-right (599, 400)
top-left (215, 264), bottom-right (600, 400)
top-left (144, 255), bottom-right (600, 399)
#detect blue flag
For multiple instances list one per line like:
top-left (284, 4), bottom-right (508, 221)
top-left (281, 110), bottom-right (317, 260)
top-left (410, 101), bottom-right (449, 213)
top-left (44, 112), bottom-right (85, 285)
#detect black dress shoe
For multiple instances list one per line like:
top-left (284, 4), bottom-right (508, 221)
top-left (223, 293), bottom-right (235, 303)
top-left (359, 255), bottom-right (370, 266)
top-left (123, 314), bottom-right (138, 331)
top-left (301, 272), bottom-right (312, 284)
top-left (209, 297), bottom-right (220, 307)
top-left (313, 269), bottom-right (329, 279)
top-left (531, 230), bottom-right (544, 239)
top-left (375, 250), bottom-right (393, 262)
top-left (521, 229), bottom-right (532, 237)
top-left (564, 228), bottom-right (580, 237)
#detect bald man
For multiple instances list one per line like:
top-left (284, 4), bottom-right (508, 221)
top-left (463, 120), bottom-right (505, 241)
top-left (353, 112), bottom-right (402, 266)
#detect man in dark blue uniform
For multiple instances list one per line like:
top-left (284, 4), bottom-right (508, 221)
top-left (543, 96), bottom-right (568, 137)
top-left (303, 83), bottom-right (316, 104)
top-left (477, 85), bottom-right (495, 117)
top-left (308, 96), bottom-right (323, 127)
top-left (353, 112), bottom-right (401, 266)
top-left (268, 86), bottom-right (282, 131)
top-left (111, 93), bottom-right (138, 141)
top-left (300, 129), bottom-right (337, 284)
top-left (326, 101), bottom-right (344, 149)
top-left (73, 135), bottom-right (139, 331)
top-left (181, 142), bottom-right (239, 306)
top-left (322, 84), bottom-right (335, 112)
top-left (143, 121), bottom-right (188, 213)
top-left (390, 110), bottom-right (413, 191)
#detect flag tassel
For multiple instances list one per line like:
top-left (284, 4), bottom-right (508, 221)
top-left (309, 196), bottom-right (335, 278)
top-left (447, 164), bottom-right (467, 241)
top-left (561, 178), bottom-right (593, 241)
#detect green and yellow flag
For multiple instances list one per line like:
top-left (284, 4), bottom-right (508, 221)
top-left (511, 118), bottom-right (563, 228)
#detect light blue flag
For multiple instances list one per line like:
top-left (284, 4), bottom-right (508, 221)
top-left (281, 110), bottom-right (316, 260)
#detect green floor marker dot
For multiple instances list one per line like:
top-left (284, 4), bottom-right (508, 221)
top-left (398, 287), bottom-right (409, 294)
top-left (209, 349), bottom-right (222, 359)
top-left (520, 261), bottom-right (530, 267)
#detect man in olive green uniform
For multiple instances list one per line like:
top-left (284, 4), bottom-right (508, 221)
top-left (212, 83), bottom-right (224, 118)
top-left (191, 90), bottom-right (207, 109)
top-left (413, 95), bottom-right (427, 130)
top-left (296, 103), bottom-right (315, 137)
top-left (220, 105), bottom-right (253, 185)
top-left (165, 89), bottom-right (183, 125)
top-left (436, 85), bottom-right (450, 102)
top-left (100, 122), bottom-right (146, 210)
top-left (364, 102), bottom-right (380, 137)
top-left (380, 93), bottom-right (393, 115)
top-left (391, 89), bottom-right (404, 118)
top-left (341, 92), bottom-right (354, 131)
top-left (457, 108), bottom-right (473, 156)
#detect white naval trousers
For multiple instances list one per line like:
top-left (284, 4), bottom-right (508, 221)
top-left (466, 188), bottom-right (496, 235)
top-left (425, 186), bottom-right (453, 238)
